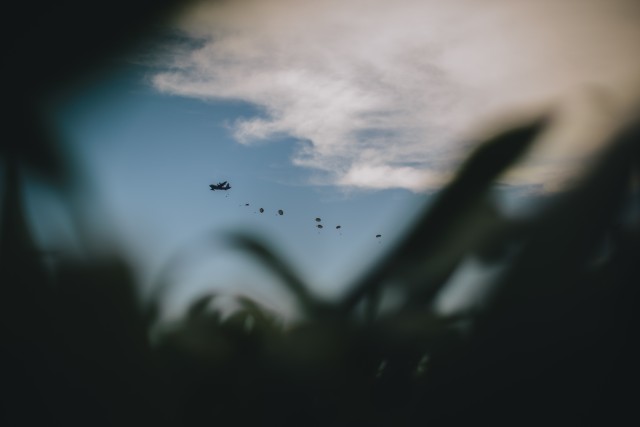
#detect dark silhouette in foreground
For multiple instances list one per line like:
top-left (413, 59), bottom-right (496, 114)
top-left (3, 112), bottom-right (639, 426)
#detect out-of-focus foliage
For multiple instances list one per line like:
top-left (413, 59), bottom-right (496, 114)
top-left (2, 1), bottom-right (639, 425)
top-left (2, 0), bottom-right (194, 188)
top-left (3, 110), bottom-right (639, 425)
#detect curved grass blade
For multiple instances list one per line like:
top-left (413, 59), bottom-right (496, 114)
top-left (340, 117), bottom-right (548, 314)
top-left (223, 231), bottom-right (329, 319)
top-left (481, 118), bottom-right (640, 317)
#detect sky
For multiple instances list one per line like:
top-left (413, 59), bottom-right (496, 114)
top-left (154, 0), bottom-right (640, 191)
top-left (34, 63), bottom-right (427, 318)
top-left (25, 0), bottom-right (640, 319)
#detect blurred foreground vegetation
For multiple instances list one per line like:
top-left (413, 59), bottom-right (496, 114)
top-left (3, 1), bottom-right (640, 425)
top-left (3, 113), bottom-right (639, 426)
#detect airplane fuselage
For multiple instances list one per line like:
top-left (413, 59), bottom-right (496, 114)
top-left (209, 184), bottom-right (231, 191)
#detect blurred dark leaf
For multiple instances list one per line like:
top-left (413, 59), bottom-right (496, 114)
top-left (2, 0), bottom-right (198, 187)
top-left (341, 117), bottom-right (548, 313)
top-left (224, 232), bottom-right (332, 319)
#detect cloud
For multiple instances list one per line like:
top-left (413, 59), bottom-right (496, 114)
top-left (152, 0), bottom-right (640, 191)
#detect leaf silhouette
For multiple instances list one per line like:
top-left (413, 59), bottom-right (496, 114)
top-left (340, 117), bottom-right (548, 314)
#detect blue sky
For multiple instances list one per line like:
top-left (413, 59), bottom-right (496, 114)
top-left (32, 60), bottom-right (428, 318)
top-left (25, 0), bottom-right (640, 318)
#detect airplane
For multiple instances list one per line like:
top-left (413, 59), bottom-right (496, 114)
top-left (209, 181), bottom-right (231, 191)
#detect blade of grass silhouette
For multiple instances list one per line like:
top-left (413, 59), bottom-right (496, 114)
top-left (145, 231), bottom-right (287, 324)
top-left (340, 117), bottom-right (548, 314)
top-left (187, 293), bottom-right (218, 321)
top-left (223, 232), bottom-right (330, 319)
top-left (0, 158), bottom-right (50, 308)
top-left (143, 233), bottom-right (218, 323)
top-left (419, 121), bottom-right (640, 425)
top-left (5, 100), bottom-right (70, 190)
top-left (404, 196), bottom-right (519, 310)
top-left (482, 118), bottom-right (640, 317)
top-left (0, 160), bottom-right (39, 261)
top-left (236, 295), bottom-right (278, 324)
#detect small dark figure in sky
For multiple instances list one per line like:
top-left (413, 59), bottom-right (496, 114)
top-left (209, 181), bottom-right (231, 191)
top-left (278, 209), bottom-right (284, 215)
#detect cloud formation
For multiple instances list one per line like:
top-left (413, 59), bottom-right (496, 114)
top-left (153, 0), bottom-right (640, 191)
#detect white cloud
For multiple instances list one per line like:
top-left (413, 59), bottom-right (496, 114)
top-left (153, 0), bottom-right (640, 191)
